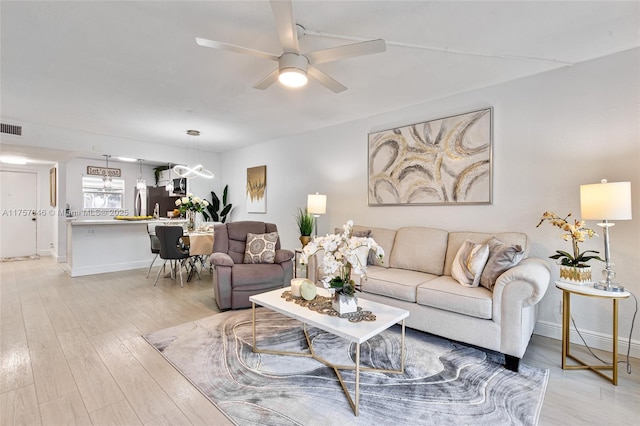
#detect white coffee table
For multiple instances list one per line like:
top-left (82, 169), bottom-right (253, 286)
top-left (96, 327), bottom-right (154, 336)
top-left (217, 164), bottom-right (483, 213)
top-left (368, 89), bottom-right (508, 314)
top-left (250, 287), bottom-right (410, 416)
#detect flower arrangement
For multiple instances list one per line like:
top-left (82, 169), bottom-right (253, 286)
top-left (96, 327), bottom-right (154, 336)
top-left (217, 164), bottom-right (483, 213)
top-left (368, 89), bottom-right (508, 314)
top-left (536, 211), bottom-right (603, 267)
top-left (301, 220), bottom-right (384, 296)
top-left (175, 193), bottom-right (209, 214)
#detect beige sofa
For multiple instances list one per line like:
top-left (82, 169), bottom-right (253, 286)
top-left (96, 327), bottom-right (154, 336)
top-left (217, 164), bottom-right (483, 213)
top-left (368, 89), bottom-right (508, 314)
top-left (308, 225), bottom-right (550, 371)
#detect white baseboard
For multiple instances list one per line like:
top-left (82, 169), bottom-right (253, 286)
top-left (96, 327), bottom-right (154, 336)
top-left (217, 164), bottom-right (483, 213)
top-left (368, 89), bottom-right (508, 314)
top-left (65, 260), bottom-right (150, 277)
top-left (534, 320), bottom-right (640, 359)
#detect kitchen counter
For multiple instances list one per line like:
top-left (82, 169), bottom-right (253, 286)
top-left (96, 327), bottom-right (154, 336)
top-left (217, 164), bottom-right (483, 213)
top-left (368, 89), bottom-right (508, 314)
top-left (64, 218), bottom-right (187, 277)
top-left (67, 218), bottom-right (187, 225)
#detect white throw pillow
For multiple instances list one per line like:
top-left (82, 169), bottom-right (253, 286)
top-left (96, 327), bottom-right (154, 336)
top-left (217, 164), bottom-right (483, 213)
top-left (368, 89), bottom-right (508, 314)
top-left (451, 239), bottom-right (490, 287)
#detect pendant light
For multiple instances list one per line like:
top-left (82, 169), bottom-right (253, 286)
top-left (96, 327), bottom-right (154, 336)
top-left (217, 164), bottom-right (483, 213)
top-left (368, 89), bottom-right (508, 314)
top-left (165, 163), bottom-right (174, 192)
top-left (103, 154), bottom-right (112, 188)
top-left (173, 130), bottom-right (214, 179)
top-left (136, 159), bottom-right (146, 190)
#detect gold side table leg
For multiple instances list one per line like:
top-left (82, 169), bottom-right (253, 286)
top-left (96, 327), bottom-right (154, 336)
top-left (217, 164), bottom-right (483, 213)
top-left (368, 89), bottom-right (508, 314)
top-left (612, 299), bottom-right (619, 385)
top-left (561, 291), bottom-right (570, 369)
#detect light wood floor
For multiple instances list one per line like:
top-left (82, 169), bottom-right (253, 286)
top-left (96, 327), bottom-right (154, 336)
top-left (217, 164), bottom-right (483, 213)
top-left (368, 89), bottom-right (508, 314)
top-left (1, 257), bottom-right (638, 425)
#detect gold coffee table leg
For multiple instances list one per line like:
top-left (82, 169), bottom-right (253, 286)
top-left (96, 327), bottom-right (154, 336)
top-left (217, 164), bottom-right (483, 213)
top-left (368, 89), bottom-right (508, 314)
top-left (250, 308), bottom-right (406, 415)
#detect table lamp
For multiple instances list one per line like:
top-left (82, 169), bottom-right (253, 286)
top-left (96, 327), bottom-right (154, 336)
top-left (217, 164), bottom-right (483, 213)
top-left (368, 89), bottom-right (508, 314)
top-left (580, 179), bottom-right (632, 292)
top-left (307, 193), bottom-right (327, 237)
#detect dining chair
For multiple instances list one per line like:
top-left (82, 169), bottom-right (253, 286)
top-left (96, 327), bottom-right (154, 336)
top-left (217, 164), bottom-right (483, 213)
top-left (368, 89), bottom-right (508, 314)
top-left (146, 223), bottom-right (162, 278)
top-left (154, 226), bottom-right (190, 287)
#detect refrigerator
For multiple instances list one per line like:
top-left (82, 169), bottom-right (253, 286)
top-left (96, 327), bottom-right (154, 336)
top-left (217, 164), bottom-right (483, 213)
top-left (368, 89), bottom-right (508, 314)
top-left (134, 186), bottom-right (179, 217)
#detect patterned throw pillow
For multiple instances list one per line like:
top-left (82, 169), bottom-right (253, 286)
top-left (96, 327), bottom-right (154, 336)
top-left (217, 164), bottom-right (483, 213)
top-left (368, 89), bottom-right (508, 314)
top-left (479, 237), bottom-right (525, 291)
top-left (244, 232), bottom-right (278, 264)
top-left (451, 239), bottom-right (490, 287)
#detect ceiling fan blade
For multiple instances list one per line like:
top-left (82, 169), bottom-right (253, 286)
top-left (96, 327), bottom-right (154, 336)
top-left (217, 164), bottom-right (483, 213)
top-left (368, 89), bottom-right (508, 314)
top-left (306, 39), bottom-right (386, 65)
top-left (270, 0), bottom-right (300, 53)
top-left (307, 66), bottom-right (347, 93)
top-left (253, 68), bottom-right (280, 90)
top-left (195, 37), bottom-right (279, 62)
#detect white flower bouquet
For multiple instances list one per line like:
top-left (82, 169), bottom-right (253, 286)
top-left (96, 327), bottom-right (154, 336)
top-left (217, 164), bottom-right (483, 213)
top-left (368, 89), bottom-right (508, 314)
top-left (301, 220), bottom-right (384, 296)
top-left (175, 193), bottom-right (209, 214)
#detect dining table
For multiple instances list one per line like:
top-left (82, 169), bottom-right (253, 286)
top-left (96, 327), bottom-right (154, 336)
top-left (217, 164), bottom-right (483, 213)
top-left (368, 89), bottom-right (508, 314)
top-left (182, 229), bottom-right (214, 281)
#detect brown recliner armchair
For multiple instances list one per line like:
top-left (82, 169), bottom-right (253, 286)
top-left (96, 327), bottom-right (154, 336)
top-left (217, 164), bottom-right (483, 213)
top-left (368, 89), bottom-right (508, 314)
top-left (210, 221), bottom-right (294, 310)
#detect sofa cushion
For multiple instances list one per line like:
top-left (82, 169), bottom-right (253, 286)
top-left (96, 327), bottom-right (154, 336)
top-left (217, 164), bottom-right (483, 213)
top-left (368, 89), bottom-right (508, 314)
top-left (361, 266), bottom-right (438, 303)
top-left (480, 237), bottom-right (525, 291)
top-left (355, 226), bottom-right (396, 268)
top-left (243, 232), bottom-right (278, 264)
top-left (389, 227), bottom-right (449, 275)
top-left (451, 239), bottom-right (490, 287)
top-left (444, 232), bottom-right (529, 276)
top-left (416, 276), bottom-right (494, 319)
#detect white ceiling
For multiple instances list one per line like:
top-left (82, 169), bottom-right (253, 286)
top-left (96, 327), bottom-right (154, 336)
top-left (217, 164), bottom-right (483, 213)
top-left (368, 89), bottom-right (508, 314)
top-left (1, 1), bottom-right (638, 156)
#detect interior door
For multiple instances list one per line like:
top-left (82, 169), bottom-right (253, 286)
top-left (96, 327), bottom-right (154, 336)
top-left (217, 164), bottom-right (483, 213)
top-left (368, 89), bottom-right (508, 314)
top-left (0, 171), bottom-right (38, 258)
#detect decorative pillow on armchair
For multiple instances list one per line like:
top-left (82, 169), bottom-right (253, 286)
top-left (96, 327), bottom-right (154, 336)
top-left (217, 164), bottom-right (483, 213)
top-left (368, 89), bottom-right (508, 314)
top-left (244, 232), bottom-right (279, 264)
top-left (479, 237), bottom-right (525, 291)
top-left (452, 239), bottom-right (490, 287)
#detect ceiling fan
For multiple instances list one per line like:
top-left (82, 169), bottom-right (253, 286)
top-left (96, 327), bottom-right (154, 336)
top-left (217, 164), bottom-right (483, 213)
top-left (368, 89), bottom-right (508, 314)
top-left (195, 0), bottom-right (386, 93)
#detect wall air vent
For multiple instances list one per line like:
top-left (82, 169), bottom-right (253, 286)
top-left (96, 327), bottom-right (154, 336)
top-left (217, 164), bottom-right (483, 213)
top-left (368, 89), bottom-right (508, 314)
top-left (1, 123), bottom-right (23, 136)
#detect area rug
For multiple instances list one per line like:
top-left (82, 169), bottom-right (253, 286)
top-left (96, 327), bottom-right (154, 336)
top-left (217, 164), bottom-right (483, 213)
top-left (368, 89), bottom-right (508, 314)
top-left (144, 309), bottom-right (548, 426)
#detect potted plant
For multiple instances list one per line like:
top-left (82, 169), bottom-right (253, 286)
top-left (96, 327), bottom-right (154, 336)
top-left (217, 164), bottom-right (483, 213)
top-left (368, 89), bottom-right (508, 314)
top-left (537, 211), bottom-right (603, 284)
top-left (203, 185), bottom-right (232, 223)
top-left (295, 207), bottom-right (314, 247)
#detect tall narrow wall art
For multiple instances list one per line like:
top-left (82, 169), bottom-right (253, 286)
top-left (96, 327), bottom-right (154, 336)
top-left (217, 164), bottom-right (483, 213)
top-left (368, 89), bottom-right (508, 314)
top-left (368, 108), bottom-right (493, 206)
top-left (246, 165), bottom-right (267, 213)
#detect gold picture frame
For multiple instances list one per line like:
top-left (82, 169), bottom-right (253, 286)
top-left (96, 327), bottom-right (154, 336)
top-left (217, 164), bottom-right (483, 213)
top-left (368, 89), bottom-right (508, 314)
top-left (246, 165), bottom-right (267, 213)
top-left (368, 108), bottom-right (493, 206)
top-left (49, 167), bottom-right (57, 207)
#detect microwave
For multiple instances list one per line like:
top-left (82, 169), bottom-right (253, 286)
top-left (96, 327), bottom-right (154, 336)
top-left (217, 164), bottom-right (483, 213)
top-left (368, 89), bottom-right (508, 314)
top-left (170, 178), bottom-right (187, 197)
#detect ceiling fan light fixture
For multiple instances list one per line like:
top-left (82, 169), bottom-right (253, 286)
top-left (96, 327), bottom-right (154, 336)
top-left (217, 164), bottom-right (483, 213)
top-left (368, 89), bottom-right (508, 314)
top-left (278, 68), bottom-right (308, 88)
top-left (277, 52), bottom-right (309, 88)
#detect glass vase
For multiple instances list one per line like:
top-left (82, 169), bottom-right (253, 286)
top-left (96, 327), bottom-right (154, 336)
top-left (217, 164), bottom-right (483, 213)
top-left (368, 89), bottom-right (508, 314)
top-left (186, 211), bottom-right (196, 233)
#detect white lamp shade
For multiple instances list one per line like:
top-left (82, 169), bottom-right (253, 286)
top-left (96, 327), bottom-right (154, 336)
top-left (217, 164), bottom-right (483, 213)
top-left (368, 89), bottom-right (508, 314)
top-left (307, 193), bottom-right (327, 215)
top-left (580, 180), bottom-right (632, 221)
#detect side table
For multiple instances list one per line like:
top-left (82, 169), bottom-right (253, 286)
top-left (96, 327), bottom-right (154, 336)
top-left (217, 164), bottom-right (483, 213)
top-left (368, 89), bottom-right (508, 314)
top-left (555, 281), bottom-right (630, 385)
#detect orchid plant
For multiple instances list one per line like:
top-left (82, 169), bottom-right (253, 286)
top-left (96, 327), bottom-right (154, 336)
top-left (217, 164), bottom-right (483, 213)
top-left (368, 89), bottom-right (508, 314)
top-left (301, 220), bottom-right (384, 296)
top-left (536, 211), bottom-right (603, 267)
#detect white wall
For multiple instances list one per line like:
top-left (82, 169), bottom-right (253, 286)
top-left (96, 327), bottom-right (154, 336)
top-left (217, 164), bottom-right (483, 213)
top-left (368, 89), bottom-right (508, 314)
top-left (220, 48), bottom-right (640, 356)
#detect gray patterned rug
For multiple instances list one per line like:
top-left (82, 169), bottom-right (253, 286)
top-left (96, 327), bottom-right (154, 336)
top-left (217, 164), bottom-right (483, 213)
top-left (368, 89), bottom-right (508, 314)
top-left (144, 309), bottom-right (548, 425)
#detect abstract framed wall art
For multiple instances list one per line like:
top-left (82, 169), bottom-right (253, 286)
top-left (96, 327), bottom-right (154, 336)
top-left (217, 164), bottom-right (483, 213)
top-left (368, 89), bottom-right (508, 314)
top-left (368, 107), bottom-right (492, 206)
top-left (246, 165), bottom-right (267, 213)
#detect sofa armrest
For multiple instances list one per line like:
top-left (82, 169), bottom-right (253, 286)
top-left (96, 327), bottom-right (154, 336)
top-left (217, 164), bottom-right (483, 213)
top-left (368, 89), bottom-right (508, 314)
top-left (275, 249), bottom-right (294, 264)
top-left (491, 257), bottom-right (551, 357)
top-left (210, 252), bottom-right (234, 267)
top-left (492, 257), bottom-right (550, 310)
